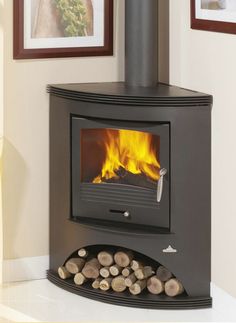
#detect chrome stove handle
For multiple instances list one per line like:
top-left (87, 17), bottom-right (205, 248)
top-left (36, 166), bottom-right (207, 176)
top-left (157, 168), bottom-right (167, 203)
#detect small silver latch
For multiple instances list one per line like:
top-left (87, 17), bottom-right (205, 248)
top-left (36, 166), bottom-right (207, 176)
top-left (157, 168), bottom-right (167, 203)
top-left (123, 211), bottom-right (130, 218)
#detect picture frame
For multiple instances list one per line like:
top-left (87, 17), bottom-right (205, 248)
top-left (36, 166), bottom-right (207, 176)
top-left (13, 0), bottom-right (113, 59)
top-left (191, 0), bottom-right (236, 34)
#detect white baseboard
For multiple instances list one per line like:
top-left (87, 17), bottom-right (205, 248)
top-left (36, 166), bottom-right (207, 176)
top-left (2, 255), bottom-right (49, 283)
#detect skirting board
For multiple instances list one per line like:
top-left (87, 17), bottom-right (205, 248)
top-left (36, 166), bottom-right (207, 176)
top-left (2, 255), bottom-right (49, 283)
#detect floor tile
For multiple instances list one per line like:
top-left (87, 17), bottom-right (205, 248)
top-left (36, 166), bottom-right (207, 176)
top-left (0, 280), bottom-right (236, 322)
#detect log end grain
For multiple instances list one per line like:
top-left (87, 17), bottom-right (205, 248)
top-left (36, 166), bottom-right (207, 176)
top-left (156, 266), bottom-right (172, 282)
top-left (114, 251), bottom-right (133, 268)
top-left (97, 251), bottom-right (114, 267)
top-left (111, 276), bottom-right (127, 293)
top-left (58, 266), bottom-right (71, 280)
top-left (74, 273), bottom-right (87, 286)
top-left (147, 276), bottom-right (164, 295)
top-left (165, 278), bottom-right (184, 297)
top-left (82, 258), bottom-right (101, 279)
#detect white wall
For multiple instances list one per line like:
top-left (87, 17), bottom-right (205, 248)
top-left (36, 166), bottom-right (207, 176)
top-left (170, 0), bottom-right (236, 298)
top-left (2, 0), bottom-right (125, 260)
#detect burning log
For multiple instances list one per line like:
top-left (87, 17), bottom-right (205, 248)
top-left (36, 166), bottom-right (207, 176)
top-left (114, 167), bottom-right (157, 190)
top-left (129, 280), bottom-right (147, 295)
top-left (156, 266), bottom-right (172, 282)
top-left (78, 248), bottom-right (89, 258)
top-left (100, 267), bottom-right (110, 278)
top-left (100, 278), bottom-right (113, 291)
top-left (114, 251), bottom-right (133, 268)
top-left (102, 167), bottom-right (157, 190)
top-left (110, 264), bottom-right (122, 277)
top-left (131, 260), bottom-right (143, 271)
top-left (92, 278), bottom-right (103, 289)
top-left (97, 251), bottom-right (114, 267)
top-left (147, 276), bottom-right (164, 294)
top-left (82, 258), bottom-right (101, 279)
top-left (122, 267), bottom-right (132, 277)
top-left (125, 272), bottom-right (137, 287)
top-left (65, 258), bottom-right (85, 274)
top-left (58, 266), bottom-right (71, 280)
top-left (165, 278), bottom-right (184, 297)
top-left (74, 273), bottom-right (87, 286)
top-left (135, 266), bottom-right (153, 280)
top-left (111, 276), bottom-right (127, 292)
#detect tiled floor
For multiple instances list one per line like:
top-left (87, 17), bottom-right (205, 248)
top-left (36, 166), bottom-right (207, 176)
top-left (0, 280), bottom-right (236, 322)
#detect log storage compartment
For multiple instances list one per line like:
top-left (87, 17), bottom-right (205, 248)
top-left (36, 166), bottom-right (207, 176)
top-left (58, 246), bottom-right (185, 296)
top-left (48, 82), bottom-right (212, 310)
top-left (48, 245), bottom-right (211, 309)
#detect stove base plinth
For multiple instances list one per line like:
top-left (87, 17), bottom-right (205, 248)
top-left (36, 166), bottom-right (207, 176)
top-left (47, 270), bottom-right (212, 310)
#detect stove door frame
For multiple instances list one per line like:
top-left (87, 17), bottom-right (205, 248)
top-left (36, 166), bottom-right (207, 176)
top-left (71, 116), bottom-right (170, 231)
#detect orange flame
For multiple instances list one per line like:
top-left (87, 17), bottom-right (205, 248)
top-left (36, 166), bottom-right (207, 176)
top-left (93, 129), bottom-right (160, 183)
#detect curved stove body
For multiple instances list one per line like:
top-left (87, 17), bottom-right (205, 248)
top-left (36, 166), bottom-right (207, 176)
top-left (48, 82), bottom-right (212, 309)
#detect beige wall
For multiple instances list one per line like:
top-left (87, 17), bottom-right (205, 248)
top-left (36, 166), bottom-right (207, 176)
top-left (0, 0), bottom-right (3, 281)
top-left (170, 0), bottom-right (236, 297)
top-left (0, 0), bottom-right (3, 137)
top-left (2, 0), bottom-right (125, 259)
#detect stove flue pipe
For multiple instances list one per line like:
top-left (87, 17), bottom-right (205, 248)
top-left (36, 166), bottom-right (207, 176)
top-left (125, 0), bottom-right (158, 87)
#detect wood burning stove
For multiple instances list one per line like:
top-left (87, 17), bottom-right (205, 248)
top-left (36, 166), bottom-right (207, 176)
top-left (48, 0), bottom-right (212, 310)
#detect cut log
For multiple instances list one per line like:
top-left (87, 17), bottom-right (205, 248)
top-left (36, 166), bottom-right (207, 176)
top-left (100, 278), bottom-right (113, 291)
top-left (82, 258), bottom-right (101, 279)
top-left (92, 278), bottom-right (103, 289)
top-left (156, 266), bottom-right (172, 282)
top-left (125, 272), bottom-right (137, 287)
top-left (110, 264), bottom-right (122, 277)
top-left (135, 266), bottom-right (153, 280)
top-left (147, 276), bottom-right (164, 295)
top-left (65, 258), bottom-right (85, 274)
top-left (100, 267), bottom-right (110, 278)
top-left (164, 278), bottom-right (184, 297)
top-left (122, 267), bottom-right (132, 277)
top-left (111, 275), bottom-right (127, 292)
top-left (58, 266), bottom-right (71, 280)
top-left (114, 251), bottom-right (133, 268)
top-left (78, 248), bottom-right (88, 258)
top-left (97, 251), bottom-right (114, 267)
top-left (74, 273), bottom-right (87, 285)
top-left (129, 280), bottom-right (147, 295)
top-left (130, 260), bottom-right (143, 271)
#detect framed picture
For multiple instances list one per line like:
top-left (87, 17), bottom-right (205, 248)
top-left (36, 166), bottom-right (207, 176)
top-left (13, 0), bottom-right (113, 59)
top-left (191, 0), bottom-right (236, 34)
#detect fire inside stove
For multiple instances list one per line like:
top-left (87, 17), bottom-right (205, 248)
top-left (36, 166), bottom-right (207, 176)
top-left (81, 129), bottom-right (160, 189)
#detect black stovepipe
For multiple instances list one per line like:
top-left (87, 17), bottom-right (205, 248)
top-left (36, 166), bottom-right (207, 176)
top-left (125, 0), bottom-right (158, 87)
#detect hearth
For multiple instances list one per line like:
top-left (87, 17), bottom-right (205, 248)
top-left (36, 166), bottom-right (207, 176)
top-left (48, 0), bottom-right (212, 310)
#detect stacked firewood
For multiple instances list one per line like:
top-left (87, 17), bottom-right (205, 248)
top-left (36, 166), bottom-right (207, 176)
top-left (58, 248), bottom-right (184, 297)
